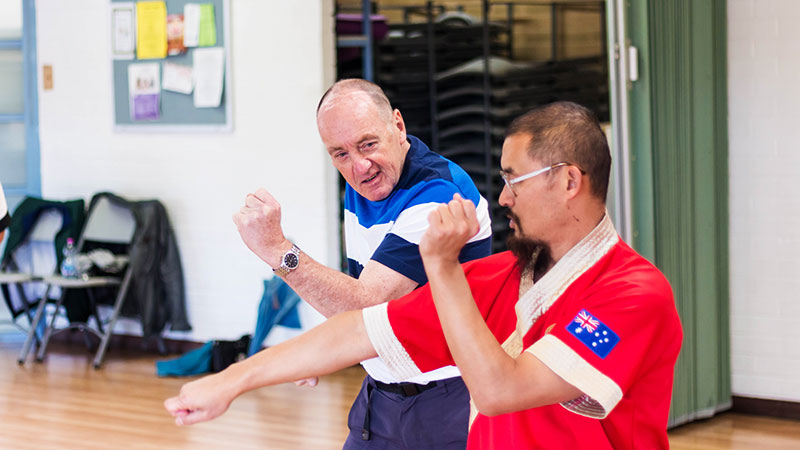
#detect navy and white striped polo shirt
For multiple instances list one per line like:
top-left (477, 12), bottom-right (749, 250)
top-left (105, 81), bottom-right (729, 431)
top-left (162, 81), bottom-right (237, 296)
top-left (345, 135), bottom-right (492, 383)
top-left (344, 135), bottom-right (492, 286)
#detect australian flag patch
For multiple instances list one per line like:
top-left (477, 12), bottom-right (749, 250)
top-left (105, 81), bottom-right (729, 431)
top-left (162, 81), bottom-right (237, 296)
top-left (566, 309), bottom-right (619, 359)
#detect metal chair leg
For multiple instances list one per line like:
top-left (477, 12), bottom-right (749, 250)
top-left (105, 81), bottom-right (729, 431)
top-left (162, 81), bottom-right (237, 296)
top-left (155, 336), bottom-right (167, 355)
top-left (17, 285), bottom-right (51, 365)
top-left (15, 283), bottom-right (37, 340)
top-left (35, 287), bottom-right (68, 362)
top-left (23, 305), bottom-right (40, 347)
top-left (86, 288), bottom-right (105, 335)
top-left (92, 270), bottom-right (133, 369)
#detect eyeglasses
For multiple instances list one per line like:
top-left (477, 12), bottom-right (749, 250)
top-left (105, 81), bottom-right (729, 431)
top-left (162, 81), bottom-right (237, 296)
top-left (499, 162), bottom-right (571, 196)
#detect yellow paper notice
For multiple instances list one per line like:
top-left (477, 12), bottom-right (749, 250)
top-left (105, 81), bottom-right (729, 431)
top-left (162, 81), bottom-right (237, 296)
top-left (136, 1), bottom-right (167, 59)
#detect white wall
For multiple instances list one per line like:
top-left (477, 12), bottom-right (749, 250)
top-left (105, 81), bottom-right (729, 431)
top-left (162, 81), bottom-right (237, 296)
top-left (34, 0), bottom-right (337, 342)
top-left (728, 0), bottom-right (800, 402)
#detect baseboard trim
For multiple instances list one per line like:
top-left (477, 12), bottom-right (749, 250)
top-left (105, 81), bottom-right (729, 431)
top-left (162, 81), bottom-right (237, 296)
top-left (668, 401), bottom-right (732, 429)
top-left (48, 330), bottom-right (204, 355)
top-left (732, 396), bottom-right (800, 421)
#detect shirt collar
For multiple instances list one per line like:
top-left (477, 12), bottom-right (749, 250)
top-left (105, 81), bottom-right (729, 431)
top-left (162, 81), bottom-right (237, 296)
top-left (514, 212), bottom-right (619, 336)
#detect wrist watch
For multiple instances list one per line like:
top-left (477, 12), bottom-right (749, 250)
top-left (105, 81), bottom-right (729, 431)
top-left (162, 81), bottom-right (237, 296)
top-left (274, 244), bottom-right (301, 277)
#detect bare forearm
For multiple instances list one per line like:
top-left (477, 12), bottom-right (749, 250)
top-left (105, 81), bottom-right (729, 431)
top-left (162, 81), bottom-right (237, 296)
top-left (416, 195), bottom-right (581, 416)
top-left (280, 256), bottom-right (372, 317)
top-left (278, 252), bottom-right (416, 317)
top-left (227, 310), bottom-right (376, 396)
top-left (425, 260), bottom-right (521, 411)
top-left (425, 260), bottom-right (582, 415)
top-left (164, 310), bottom-right (377, 425)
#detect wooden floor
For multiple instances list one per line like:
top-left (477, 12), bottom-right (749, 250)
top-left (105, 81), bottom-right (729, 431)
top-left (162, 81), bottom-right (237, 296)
top-left (1, 337), bottom-right (799, 449)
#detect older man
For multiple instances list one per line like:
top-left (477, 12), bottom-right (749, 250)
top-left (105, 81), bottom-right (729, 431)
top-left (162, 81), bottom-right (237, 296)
top-left (228, 79), bottom-right (492, 448)
top-left (167, 102), bottom-right (681, 449)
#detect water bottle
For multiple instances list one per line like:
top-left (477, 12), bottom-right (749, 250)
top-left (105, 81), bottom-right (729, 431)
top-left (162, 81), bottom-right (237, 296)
top-left (60, 238), bottom-right (78, 278)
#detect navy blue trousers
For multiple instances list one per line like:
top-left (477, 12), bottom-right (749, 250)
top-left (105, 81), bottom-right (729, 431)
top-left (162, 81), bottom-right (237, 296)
top-left (342, 375), bottom-right (469, 450)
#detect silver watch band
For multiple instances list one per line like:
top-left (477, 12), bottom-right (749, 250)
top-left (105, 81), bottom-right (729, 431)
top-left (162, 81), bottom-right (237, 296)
top-left (273, 244), bottom-right (300, 277)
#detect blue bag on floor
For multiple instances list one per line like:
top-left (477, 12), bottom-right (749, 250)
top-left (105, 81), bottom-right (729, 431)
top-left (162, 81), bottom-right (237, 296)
top-left (155, 277), bottom-right (302, 376)
top-left (155, 341), bottom-right (213, 377)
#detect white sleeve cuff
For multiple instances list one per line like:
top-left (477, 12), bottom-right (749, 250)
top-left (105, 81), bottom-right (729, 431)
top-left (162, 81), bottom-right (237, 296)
top-left (527, 334), bottom-right (623, 419)
top-left (362, 303), bottom-right (423, 380)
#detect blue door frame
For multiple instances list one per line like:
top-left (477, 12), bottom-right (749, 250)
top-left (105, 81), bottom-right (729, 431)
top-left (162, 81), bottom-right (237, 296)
top-left (1, 0), bottom-right (41, 199)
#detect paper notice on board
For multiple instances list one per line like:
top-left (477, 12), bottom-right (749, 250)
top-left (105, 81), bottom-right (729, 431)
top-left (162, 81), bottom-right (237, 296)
top-left (111, 2), bottom-right (135, 60)
top-left (193, 47), bottom-right (224, 108)
top-left (128, 63), bottom-right (161, 120)
top-left (136, 1), bottom-right (167, 59)
top-left (162, 62), bottom-right (193, 95)
top-left (183, 3), bottom-right (200, 47)
top-left (198, 4), bottom-right (217, 47)
top-left (166, 14), bottom-right (186, 55)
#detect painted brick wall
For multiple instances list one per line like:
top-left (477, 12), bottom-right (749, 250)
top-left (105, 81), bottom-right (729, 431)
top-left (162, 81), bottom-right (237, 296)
top-left (728, 0), bottom-right (800, 402)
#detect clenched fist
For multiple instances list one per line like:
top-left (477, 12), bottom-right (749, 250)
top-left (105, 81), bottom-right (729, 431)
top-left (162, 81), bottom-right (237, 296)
top-left (419, 194), bottom-right (480, 269)
top-left (164, 371), bottom-right (237, 426)
top-left (233, 188), bottom-right (293, 268)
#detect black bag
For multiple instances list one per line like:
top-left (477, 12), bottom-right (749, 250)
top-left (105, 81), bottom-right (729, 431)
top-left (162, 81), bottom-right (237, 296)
top-left (210, 334), bottom-right (251, 373)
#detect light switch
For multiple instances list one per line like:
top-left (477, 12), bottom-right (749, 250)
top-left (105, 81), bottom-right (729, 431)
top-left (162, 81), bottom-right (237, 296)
top-left (43, 65), bottom-right (53, 90)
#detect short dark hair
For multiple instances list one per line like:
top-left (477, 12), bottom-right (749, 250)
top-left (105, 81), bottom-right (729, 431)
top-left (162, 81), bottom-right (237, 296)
top-left (506, 101), bottom-right (611, 202)
top-left (317, 79), bottom-right (393, 118)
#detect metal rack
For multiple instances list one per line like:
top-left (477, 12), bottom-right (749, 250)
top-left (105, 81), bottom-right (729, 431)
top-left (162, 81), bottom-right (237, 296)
top-left (335, 1), bottom-right (608, 252)
top-left (335, 0), bottom-right (375, 81)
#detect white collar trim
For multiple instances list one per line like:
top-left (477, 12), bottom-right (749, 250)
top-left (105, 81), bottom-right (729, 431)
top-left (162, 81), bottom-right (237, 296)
top-left (515, 213), bottom-right (619, 335)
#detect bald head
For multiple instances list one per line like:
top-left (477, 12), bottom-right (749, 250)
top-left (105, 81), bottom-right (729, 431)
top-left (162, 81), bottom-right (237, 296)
top-left (315, 79), bottom-right (410, 202)
top-left (317, 79), bottom-right (394, 123)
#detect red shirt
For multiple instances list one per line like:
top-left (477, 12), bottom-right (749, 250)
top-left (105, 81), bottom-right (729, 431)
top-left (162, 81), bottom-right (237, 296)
top-left (362, 218), bottom-right (682, 449)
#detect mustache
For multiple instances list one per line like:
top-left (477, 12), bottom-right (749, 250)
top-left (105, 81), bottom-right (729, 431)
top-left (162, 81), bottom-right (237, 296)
top-left (504, 207), bottom-right (521, 230)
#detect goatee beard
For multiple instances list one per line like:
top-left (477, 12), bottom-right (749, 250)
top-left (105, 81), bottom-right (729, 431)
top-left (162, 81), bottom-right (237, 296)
top-left (507, 234), bottom-right (553, 282)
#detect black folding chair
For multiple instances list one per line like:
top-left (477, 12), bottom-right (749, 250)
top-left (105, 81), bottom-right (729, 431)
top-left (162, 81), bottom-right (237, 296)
top-left (1, 207), bottom-right (68, 344)
top-left (18, 195), bottom-right (137, 369)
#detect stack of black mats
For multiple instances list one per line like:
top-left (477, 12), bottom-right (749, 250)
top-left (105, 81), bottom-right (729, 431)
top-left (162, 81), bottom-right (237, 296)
top-left (434, 55), bottom-right (609, 252)
top-left (374, 18), bottom-right (608, 253)
top-left (376, 21), bottom-right (510, 146)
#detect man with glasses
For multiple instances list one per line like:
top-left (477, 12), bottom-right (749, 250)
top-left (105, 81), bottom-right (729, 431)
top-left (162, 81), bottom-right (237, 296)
top-left (227, 78), bottom-right (492, 449)
top-left (167, 101), bottom-right (681, 449)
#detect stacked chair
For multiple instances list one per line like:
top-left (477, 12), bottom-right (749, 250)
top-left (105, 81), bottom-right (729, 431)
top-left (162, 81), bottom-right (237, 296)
top-left (336, 4), bottom-right (609, 252)
top-left (434, 55), bottom-right (609, 252)
top-left (377, 20), bottom-right (510, 146)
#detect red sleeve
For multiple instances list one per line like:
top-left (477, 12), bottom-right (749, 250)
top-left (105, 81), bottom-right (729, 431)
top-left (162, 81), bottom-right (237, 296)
top-left (527, 269), bottom-right (682, 418)
top-left (363, 252), bottom-right (519, 379)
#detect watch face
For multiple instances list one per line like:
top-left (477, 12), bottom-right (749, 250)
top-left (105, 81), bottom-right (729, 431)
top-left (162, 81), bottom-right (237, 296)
top-left (284, 252), bottom-right (299, 269)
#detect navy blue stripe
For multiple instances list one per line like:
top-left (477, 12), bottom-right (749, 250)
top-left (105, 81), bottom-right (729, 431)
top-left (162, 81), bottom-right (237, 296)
top-left (458, 237), bottom-right (492, 264)
top-left (396, 135), bottom-right (455, 189)
top-left (371, 234), bottom-right (427, 285)
top-left (372, 234), bottom-right (493, 286)
top-left (347, 258), bottom-right (364, 279)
